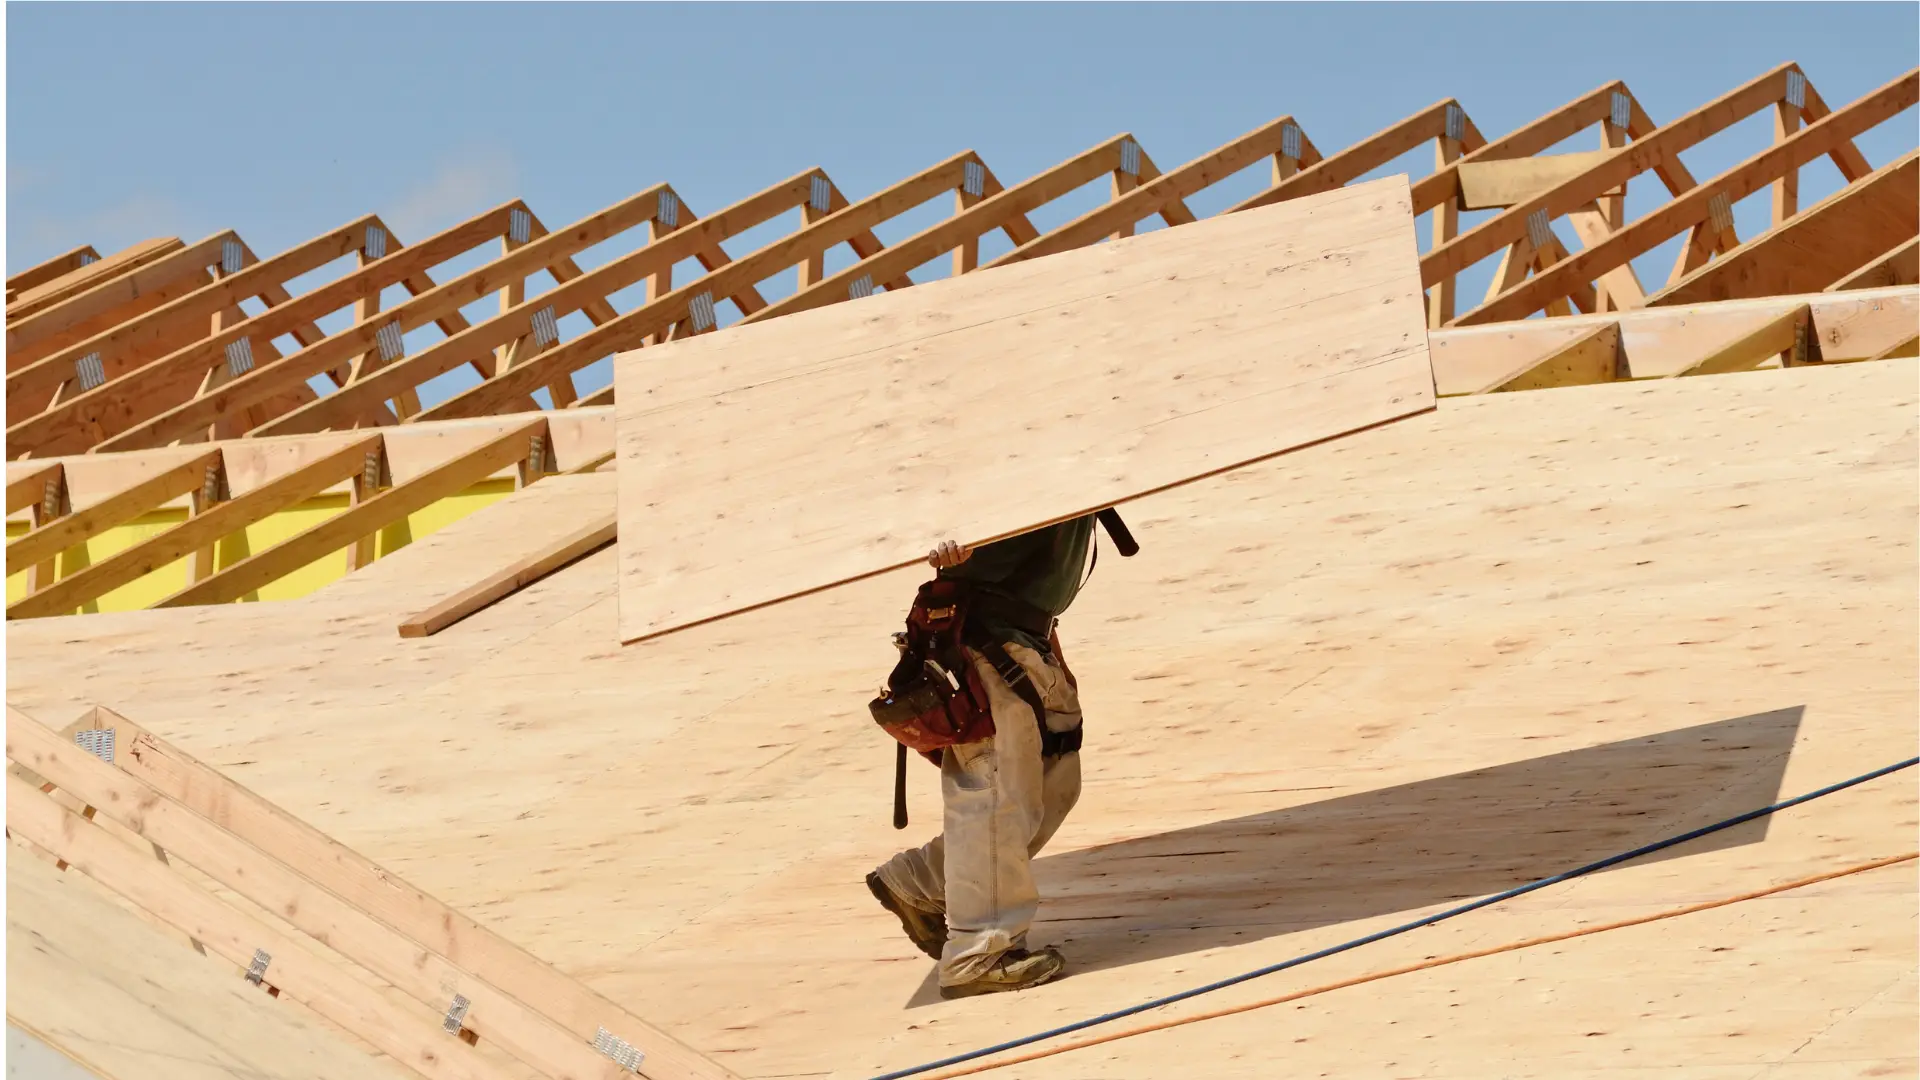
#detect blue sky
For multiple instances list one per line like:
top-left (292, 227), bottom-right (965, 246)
top-left (7, 2), bottom-right (1917, 406)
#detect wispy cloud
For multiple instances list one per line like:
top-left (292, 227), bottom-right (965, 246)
top-left (6, 190), bottom-right (201, 272)
top-left (382, 147), bottom-right (522, 242)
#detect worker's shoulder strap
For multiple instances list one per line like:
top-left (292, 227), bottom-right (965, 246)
top-left (1095, 508), bottom-right (1138, 556)
top-left (975, 639), bottom-right (1083, 759)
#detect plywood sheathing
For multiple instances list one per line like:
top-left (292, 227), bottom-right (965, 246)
top-left (614, 176), bottom-right (1433, 643)
top-left (7, 359), bottom-right (1915, 1077)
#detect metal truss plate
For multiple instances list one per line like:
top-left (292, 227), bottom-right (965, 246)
top-left (962, 160), bottom-right (986, 198)
top-left (1785, 70), bottom-right (1807, 110)
top-left (530, 305), bottom-right (559, 347)
top-left (658, 190), bottom-right (681, 229)
top-left (808, 175), bottom-right (832, 215)
top-left (1118, 138), bottom-right (1141, 177)
top-left (75, 352), bottom-right (106, 391)
top-left (848, 275), bottom-right (875, 301)
top-left (1281, 122), bottom-right (1303, 162)
top-left (244, 948), bottom-right (271, 985)
top-left (1444, 103), bottom-right (1465, 142)
top-left (594, 1027), bottom-right (646, 1072)
top-left (1707, 192), bottom-right (1735, 236)
top-left (442, 994), bottom-right (471, 1035)
top-left (220, 238), bottom-right (245, 275)
top-left (75, 728), bottom-right (115, 764)
top-left (688, 291), bottom-right (716, 332)
top-left (508, 207), bottom-right (532, 245)
top-left (376, 320), bottom-right (406, 362)
top-left (224, 337), bottom-right (255, 377)
top-left (203, 463), bottom-right (228, 505)
top-left (1525, 209), bottom-right (1552, 253)
top-left (1611, 90), bottom-right (1633, 131)
top-left (78, 251), bottom-right (98, 266)
top-left (364, 225), bottom-right (388, 259)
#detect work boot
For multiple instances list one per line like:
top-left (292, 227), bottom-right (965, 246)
top-left (866, 871), bottom-right (947, 960)
top-left (938, 946), bottom-right (1067, 999)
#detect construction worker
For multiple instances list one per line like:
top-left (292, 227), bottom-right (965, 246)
top-left (866, 515), bottom-right (1094, 998)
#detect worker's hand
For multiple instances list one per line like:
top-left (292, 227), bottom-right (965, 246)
top-left (928, 539), bottom-right (973, 569)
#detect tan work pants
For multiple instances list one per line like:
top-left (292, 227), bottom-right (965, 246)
top-left (875, 640), bottom-right (1083, 985)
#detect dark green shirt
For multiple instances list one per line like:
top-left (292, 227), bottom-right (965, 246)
top-left (939, 515), bottom-right (1096, 652)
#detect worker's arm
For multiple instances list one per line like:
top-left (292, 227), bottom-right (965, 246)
top-left (934, 528), bottom-right (1051, 581)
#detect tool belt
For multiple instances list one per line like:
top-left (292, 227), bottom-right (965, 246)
top-left (868, 578), bottom-right (1081, 761)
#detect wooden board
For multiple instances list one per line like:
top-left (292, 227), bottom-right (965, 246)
top-left (1455, 149), bottom-right (1618, 210)
top-left (8, 358), bottom-right (1915, 1078)
top-left (1649, 150), bottom-right (1919, 307)
top-left (6, 843), bottom-right (412, 1080)
top-left (612, 175), bottom-right (1434, 643)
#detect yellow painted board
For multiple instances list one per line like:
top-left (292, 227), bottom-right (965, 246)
top-left (6, 479), bottom-right (516, 612)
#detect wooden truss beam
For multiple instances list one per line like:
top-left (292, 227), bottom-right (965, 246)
top-left (7, 716), bottom-right (654, 1080)
top-left (139, 169), bottom-right (846, 442)
top-left (5, 461), bottom-right (64, 516)
top-left (1227, 98), bottom-right (1486, 216)
top-left (1421, 64), bottom-right (1807, 293)
top-left (1648, 149), bottom-right (1918, 306)
top-left (6, 203), bottom-right (530, 458)
top-left (1669, 303), bottom-right (1809, 377)
top-left (9, 704), bottom-right (739, 1080)
top-left (86, 188), bottom-right (687, 452)
top-left (1427, 284), bottom-right (1914, 392)
top-left (1457, 69), bottom-right (1919, 325)
top-left (368, 155), bottom-right (985, 426)
top-left (5, 410), bottom-right (612, 501)
top-left (1465, 323), bottom-right (1624, 394)
top-left (1413, 81), bottom-right (1652, 213)
top-left (5, 244), bottom-right (102, 300)
top-left (5, 237), bottom-right (184, 322)
top-left (5, 437), bottom-right (380, 620)
top-left (8, 231), bottom-right (237, 374)
top-left (736, 136), bottom-right (1143, 328)
top-left (152, 419), bottom-right (547, 607)
top-left (4, 448), bottom-right (221, 576)
top-left (7, 214), bottom-right (387, 420)
top-left (992, 113), bottom-right (1324, 267)
top-left (4, 767), bottom-right (515, 1080)
top-left (1827, 235), bottom-right (1920, 292)
top-left (4, 414), bottom-right (618, 617)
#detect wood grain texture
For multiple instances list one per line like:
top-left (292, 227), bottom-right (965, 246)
top-left (1828, 235), bottom-right (1920, 292)
top-left (1455, 149), bottom-right (1617, 210)
top-left (7, 359), bottom-right (1914, 1078)
top-left (1426, 285), bottom-right (1917, 393)
top-left (613, 176), bottom-right (1434, 643)
top-left (1649, 150), bottom-right (1919, 307)
top-left (6, 825), bottom-right (415, 1080)
top-left (399, 515), bottom-right (616, 638)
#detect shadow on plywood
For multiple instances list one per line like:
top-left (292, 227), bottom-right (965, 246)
top-left (901, 706), bottom-right (1801, 1006)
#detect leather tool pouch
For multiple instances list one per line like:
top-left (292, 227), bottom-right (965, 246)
top-left (869, 579), bottom-right (996, 757)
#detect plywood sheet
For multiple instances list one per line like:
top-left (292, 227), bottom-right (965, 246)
top-left (6, 846), bottom-right (410, 1080)
top-left (613, 176), bottom-right (1434, 642)
top-left (8, 360), bottom-right (1914, 1078)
